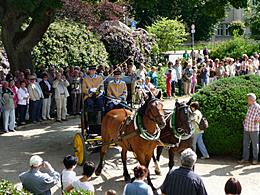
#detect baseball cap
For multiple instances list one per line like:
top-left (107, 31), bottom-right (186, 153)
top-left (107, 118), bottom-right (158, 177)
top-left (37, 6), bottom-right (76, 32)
top-left (29, 155), bottom-right (43, 167)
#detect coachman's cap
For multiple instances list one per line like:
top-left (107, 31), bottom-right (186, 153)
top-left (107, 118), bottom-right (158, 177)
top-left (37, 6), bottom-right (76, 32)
top-left (114, 70), bottom-right (121, 75)
top-left (88, 65), bottom-right (96, 70)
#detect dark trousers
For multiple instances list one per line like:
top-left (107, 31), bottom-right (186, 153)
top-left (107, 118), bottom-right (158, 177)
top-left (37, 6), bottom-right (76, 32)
top-left (85, 96), bottom-right (104, 112)
top-left (30, 99), bottom-right (42, 122)
top-left (177, 79), bottom-right (183, 96)
top-left (71, 93), bottom-right (81, 114)
top-left (171, 81), bottom-right (176, 95)
top-left (18, 104), bottom-right (27, 123)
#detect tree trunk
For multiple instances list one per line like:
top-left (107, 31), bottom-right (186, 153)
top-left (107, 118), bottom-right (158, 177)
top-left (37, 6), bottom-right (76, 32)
top-left (1, 24), bottom-right (33, 72)
top-left (0, 5), bottom-right (55, 73)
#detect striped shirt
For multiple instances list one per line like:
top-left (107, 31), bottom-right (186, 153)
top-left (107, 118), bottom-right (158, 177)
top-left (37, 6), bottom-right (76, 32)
top-left (244, 102), bottom-right (260, 132)
top-left (161, 167), bottom-right (208, 195)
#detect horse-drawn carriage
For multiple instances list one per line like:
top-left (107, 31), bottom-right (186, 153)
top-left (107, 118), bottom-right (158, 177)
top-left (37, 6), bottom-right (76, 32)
top-left (73, 71), bottom-right (194, 189)
top-left (73, 75), bottom-right (135, 166)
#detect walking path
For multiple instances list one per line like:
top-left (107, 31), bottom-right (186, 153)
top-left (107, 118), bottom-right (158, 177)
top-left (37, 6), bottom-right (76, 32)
top-left (0, 99), bottom-right (259, 194)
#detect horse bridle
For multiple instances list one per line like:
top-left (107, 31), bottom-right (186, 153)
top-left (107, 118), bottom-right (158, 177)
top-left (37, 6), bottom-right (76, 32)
top-left (175, 104), bottom-right (192, 136)
top-left (145, 98), bottom-right (164, 124)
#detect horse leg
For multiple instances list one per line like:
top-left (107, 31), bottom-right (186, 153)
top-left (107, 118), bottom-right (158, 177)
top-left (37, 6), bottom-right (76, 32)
top-left (168, 148), bottom-right (175, 171)
top-left (152, 146), bottom-right (163, 175)
top-left (121, 148), bottom-right (131, 182)
top-left (152, 153), bottom-right (161, 176)
top-left (95, 144), bottom-right (109, 176)
top-left (156, 146), bottom-right (163, 161)
top-left (146, 159), bottom-right (157, 191)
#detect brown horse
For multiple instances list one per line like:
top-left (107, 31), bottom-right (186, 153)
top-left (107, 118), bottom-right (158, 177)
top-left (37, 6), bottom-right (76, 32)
top-left (153, 100), bottom-right (194, 175)
top-left (95, 93), bottom-right (166, 189)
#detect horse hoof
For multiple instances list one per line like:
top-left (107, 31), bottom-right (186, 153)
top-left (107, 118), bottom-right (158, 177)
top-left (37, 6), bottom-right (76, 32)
top-left (95, 168), bottom-right (101, 176)
top-left (151, 186), bottom-right (157, 191)
top-left (155, 169), bottom-right (161, 175)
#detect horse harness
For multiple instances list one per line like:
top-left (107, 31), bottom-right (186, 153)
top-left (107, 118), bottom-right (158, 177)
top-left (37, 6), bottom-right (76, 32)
top-left (158, 105), bottom-right (195, 149)
top-left (102, 99), bottom-right (163, 147)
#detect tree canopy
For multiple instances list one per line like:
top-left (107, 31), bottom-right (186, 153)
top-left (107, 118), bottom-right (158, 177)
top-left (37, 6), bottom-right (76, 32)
top-left (0, 0), bottom-right (63, 71)
top-left (0, 0), bottom-right (124, 71)
top-left (33, 20), bottom-right (108, 68)
top-left (148, 18), bottom-right (188, 52)
top-left (129, 0), bottom-right (248, 41)
top-left (245, 1), bottom-right (260, 40)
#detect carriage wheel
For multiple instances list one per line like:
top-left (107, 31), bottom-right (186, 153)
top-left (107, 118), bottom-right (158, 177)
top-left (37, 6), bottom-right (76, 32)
top-left (81, 109), bottom-right (86, 136)
top-left (73, 133), bottom-right (86, 166)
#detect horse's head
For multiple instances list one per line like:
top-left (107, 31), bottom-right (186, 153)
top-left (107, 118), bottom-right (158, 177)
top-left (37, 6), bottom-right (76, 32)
top-left (143, 92), bottom-right (166, 129)
top-left (175, 100), bottom-right (192, 136)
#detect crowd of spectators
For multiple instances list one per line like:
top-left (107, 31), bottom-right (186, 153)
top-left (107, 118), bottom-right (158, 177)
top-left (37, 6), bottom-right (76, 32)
top-left (0, 65), bottom-right (79, 133)
top-left (19, 149), bottom-right (243, 195)
top-left (0, 48), bottom-right (259, 133)
top-left (165, 48), bottom-right (260, 98)
top-left (0, 61), bottom-right (158, 133)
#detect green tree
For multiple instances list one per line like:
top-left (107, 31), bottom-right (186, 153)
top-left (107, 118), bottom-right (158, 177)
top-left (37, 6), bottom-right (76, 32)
top-left (245, 2), bottom-right (260, 40)
top-left (0, 0), bottom-right (63, 71)
top-left (129, 0), bottom-right (248, 41)
top-left (210, 34), bottom-right (260, 59)
top-left (147, 18), bottom-right (188, 52)
top-left (0, 0), bottom-right (123, 72)
top-left (228, 20), bottom-right (245, 36)
top-left (33, 20), bottom-right (108, 68)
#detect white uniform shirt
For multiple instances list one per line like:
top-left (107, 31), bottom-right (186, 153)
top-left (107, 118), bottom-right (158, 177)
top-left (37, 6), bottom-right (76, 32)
top-left (72, 179), bottom-right (95, 193)
top-left (61, 169), bottom-right (77, 190)
top-left (17, 87), bottom-right (29, 105)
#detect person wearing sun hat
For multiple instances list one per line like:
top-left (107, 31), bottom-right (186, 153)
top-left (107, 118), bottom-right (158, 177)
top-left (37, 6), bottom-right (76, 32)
top-left (19, 155), bottom-right (60, 195)
top-left (107, 70), bottom-right (128, 111)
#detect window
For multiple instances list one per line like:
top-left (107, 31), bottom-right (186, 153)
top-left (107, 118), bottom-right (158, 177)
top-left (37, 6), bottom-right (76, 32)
top-left (217, 23), bottom-right (230, 36)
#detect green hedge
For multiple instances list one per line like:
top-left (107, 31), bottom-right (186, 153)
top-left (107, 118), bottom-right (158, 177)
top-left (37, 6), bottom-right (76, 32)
top-left (0, 179), bottom-right (93, 195)
top-left (210, 35), bottom-right (260, 59)
top-left (192, 75), bottom-right (260, 156)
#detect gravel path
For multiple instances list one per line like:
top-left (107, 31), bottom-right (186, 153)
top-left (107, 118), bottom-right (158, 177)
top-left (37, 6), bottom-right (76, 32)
top-left (0, 99), bottom-right (259, 195)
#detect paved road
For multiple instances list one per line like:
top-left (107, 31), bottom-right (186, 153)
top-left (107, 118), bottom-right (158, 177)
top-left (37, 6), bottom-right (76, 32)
top-left (0, 100), bottom-right (260, 195)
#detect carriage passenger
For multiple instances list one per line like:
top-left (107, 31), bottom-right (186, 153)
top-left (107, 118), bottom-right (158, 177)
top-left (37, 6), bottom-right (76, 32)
top-left (107, 70), bottom-right (128, 111)
top-left (82, 65), bottom-right (104, 112)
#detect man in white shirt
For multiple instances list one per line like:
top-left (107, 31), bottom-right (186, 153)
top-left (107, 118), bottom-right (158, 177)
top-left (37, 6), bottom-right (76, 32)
top-left (136, 63), bottom-right (147, 81)
top-left (53, 72), bottom-right (70, 122)
top-left (173, 60), bottom-right (183, 96)
top-left (61, 155), bottom-right (78, 191)
top-left (65, 161), bottom-right (95, 194)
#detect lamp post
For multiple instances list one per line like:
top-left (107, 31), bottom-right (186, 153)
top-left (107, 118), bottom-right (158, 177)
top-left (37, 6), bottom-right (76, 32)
top-left (191, 24), bottom-right (195, 49)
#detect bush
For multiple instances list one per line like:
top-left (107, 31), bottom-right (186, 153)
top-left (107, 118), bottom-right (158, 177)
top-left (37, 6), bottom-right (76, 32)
top-left (210, 35), bottom-right (260, 59)
top-left (98, 21), bottom-right (159, 66)
top-left (228, 21), bottom-right (245, 36)
top-left (192, 75), bottom-right (260, 156)
top-left (0, 180), bottom-right (31, 195)
top-left (157, 66), bottom-right (167, 95)
top-left (33, 19), bottom-right (109, 68)
top-left (148, 17), bottom-right (188, 53)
